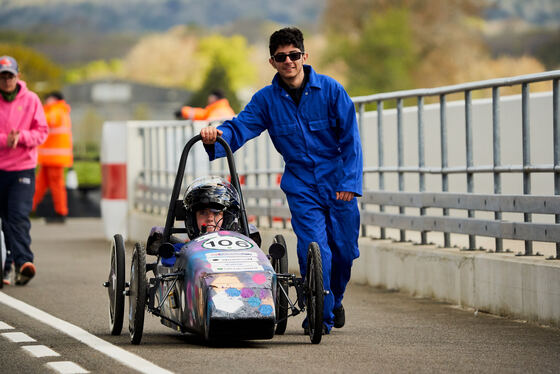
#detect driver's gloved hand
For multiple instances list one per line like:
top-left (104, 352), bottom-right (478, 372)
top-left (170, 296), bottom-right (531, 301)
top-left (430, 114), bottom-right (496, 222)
top-left (174, 109), bottom-right (183, 119)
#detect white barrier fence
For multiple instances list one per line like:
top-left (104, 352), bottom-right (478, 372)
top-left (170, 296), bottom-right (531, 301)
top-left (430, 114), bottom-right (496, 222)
top-left (102, 91), bottom-right (558, 257)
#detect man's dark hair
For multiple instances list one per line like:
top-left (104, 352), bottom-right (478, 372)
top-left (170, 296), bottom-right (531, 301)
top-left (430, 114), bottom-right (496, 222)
top-left (46, 91), bottom-right (64, 101)
top-left (269, 27), bottom-right (305, 56)
top-left (210, 89), bottom-right (225, 99)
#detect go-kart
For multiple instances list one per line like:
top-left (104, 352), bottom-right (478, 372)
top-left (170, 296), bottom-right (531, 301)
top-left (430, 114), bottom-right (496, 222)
top-left (104, 135), bottom-right (326, 344)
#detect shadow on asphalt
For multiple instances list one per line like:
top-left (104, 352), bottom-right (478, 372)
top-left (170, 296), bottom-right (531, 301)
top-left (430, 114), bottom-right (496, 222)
top-left (35, 188), bottom-right (101, 219)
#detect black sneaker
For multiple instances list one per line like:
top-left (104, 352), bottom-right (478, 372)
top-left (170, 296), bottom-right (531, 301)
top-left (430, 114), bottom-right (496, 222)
top-left (15, 262), bottom-right (36, 286)
top-left (333, 305), bottom-right (345, 328)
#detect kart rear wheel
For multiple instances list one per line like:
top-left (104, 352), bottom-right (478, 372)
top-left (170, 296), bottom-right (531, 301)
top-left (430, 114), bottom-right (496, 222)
top-left (129, 242), bottom-right (147, 345)
top-left (272, 234), bottom-right (289, 335)
top-left (305, 242), bottom-right (324, 344)
top-left (108, 234), bottom-right (125, 335)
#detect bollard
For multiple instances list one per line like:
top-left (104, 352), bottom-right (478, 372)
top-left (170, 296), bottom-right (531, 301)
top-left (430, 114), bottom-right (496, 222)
top-left (101, 122), bottom-right (128, 240)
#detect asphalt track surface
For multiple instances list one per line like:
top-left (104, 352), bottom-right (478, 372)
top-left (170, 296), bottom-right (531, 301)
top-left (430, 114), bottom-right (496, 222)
top-left (1, 219), bottom-right (559, 373)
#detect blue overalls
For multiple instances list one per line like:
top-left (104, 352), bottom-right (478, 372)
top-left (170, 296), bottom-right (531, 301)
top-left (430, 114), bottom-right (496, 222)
top-left (207, 65), bottom-right (363, 331)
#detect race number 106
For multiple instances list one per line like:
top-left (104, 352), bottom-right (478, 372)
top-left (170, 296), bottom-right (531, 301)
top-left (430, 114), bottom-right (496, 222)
top-left (202, 236), bottom-right (253, 250)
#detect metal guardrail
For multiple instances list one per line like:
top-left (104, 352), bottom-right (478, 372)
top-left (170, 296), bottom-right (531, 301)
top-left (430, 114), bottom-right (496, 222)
top-left (354, 70), bottom-right (560, 259)
top-left (131, 70), bottom-right (560, 259)
top-left (361, 191), bottom-right (560, 242)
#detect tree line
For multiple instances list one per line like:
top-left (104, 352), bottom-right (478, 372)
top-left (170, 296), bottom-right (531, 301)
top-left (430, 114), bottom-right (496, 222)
top-left (2, 0), bottom-right (557, 105)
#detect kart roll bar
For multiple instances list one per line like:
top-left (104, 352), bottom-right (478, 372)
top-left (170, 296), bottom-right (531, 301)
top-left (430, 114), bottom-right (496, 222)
top-left (162, 135), bottom-right (250, 242)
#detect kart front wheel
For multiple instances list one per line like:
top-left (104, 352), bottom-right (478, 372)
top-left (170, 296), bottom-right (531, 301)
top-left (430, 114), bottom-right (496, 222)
top-left (107, 234), bottom-right (125, 335)
top-left (129, 242), bottom-right (147, 345)
top-left (272, 234), bottom-right (289, 335)
top-left (305, 242), bottom-right (324, 344)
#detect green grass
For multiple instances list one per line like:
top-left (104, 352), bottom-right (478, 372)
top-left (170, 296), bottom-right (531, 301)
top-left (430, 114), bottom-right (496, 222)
top-left (72, 160), bottom-right (101, 186)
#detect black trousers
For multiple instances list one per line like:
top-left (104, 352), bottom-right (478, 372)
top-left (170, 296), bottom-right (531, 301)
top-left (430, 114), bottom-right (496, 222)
top-left (0, 169), bottom-right (35, 270)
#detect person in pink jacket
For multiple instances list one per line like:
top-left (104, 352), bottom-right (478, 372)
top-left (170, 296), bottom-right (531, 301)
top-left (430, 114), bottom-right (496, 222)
top-left (0, 56), bottom-right (48, 286)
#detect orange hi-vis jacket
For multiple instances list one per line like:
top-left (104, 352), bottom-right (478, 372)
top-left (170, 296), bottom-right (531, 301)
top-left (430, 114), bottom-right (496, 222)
top-left (181, 98), bottom-right (235, 121)
top-left (38, 99), bottom-right (73, 167)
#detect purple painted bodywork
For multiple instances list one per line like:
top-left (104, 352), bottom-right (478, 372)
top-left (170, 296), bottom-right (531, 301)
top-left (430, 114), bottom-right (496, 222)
top-left (156, 230), bottom-right (276, 339)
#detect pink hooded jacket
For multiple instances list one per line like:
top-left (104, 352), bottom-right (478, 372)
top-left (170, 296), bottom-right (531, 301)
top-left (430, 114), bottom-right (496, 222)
top-left (0, 80), bottom-right (48, 171)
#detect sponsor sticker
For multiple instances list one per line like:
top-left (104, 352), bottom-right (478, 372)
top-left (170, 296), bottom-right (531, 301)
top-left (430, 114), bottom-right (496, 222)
top-left (206, 251), bottom-right (258, 262)
top-left (205, 251), bottom-right (263, 272)
top-left (210, 263), bottom-right (264, 273)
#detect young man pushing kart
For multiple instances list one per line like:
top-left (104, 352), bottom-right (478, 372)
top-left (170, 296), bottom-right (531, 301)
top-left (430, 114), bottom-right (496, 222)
top-left (200, 27), bottom-right (363, 334)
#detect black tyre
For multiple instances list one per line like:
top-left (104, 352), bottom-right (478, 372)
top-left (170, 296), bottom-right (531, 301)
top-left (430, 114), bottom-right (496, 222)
top-left (129, 242), bottom-right (147, 345)
top-left (108, 234), bottom-right (125, 335)
top-left (306, 242), bottom-right (324, 344)
top-left (272, 234), bottom-right (289, 335)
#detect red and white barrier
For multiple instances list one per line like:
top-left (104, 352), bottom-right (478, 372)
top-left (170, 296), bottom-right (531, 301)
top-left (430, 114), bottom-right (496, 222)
top-left (100, 122), bottom-right (128, 240)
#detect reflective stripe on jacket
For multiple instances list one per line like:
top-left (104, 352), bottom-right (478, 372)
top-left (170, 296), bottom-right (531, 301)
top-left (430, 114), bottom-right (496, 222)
top-left (38, 99), bottom-right (73, 167)
top-left (181, 98), bottom-right (235, 121)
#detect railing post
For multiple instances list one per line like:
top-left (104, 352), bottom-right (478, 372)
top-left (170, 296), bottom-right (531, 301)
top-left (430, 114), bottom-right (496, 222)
top-left (169, 126), bottom-right (176, 187)
top-left (254, 137), bottom-right (260, 228)
top-left (440, 94), bottom-right (450, 247)
top-left (181, 125), bottom-right (187, 187)
top-left (163, 125), bottom-right (168, 198)
top-left (465, 90), bottom-right (476, 250)
top-left (521, 82), bottom-right (533, 256)
top-left (492, 87), bottom-right (503, 253)
top-left (397, 98), bottom-right (405, 242)
top-left (266, 136), bottom-right (272, 229)
top-left (139, 126), bottom-right (146, 211)
top-left (358, 103), bottom-right (366, 237)
top-left (148, 127), bottom-right (154, 213)
top-left (281, 159), bottom-right (287, 230)
top-left (417, 96), bottom-right (427, 245)
top-left (377, 100), bottom-right (386, 239)
top-left (156, 126), bottom-right (162, 214)
top-left (189, 124), bottom-right (197, 181)
top-left (553, 78), bottom-right (560, 259)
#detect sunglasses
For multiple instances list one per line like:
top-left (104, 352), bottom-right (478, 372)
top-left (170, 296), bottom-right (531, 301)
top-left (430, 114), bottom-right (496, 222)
top-left (271, 51), bottom-right (304, 63)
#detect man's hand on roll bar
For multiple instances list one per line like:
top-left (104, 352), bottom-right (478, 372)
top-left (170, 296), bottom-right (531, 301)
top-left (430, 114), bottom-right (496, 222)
top-left (200, 127), bottom-right (223, 144)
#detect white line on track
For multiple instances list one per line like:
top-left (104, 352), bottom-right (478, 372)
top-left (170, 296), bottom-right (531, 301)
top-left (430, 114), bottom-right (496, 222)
top-left (46, 361), bottom-right (89, 374)
top-left (0, 321), bottom-right (14, 329)
top-left (1, 331), bottom-right (36, 342)
top-left (0, 292), bottom-right (174, 374)
top-left (22, 344), bottom-right (61, 357)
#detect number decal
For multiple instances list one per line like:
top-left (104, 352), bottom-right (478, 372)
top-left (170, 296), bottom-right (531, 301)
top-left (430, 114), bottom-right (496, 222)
top-left (202, 235), bottom-right (253, 250)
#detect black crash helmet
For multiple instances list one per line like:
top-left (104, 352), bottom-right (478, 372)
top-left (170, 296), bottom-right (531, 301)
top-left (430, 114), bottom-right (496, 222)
top-left (183, 176), bottom-right (241, 239)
